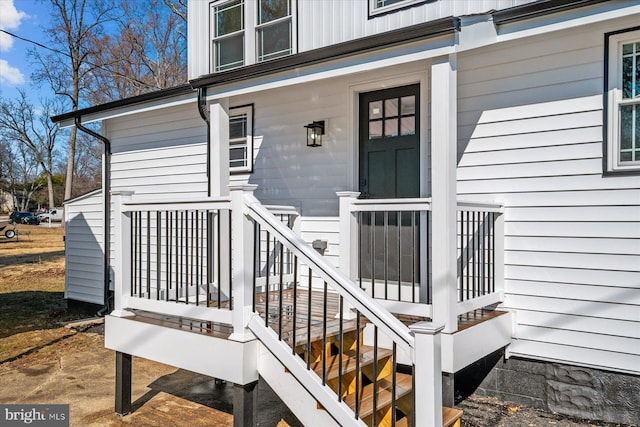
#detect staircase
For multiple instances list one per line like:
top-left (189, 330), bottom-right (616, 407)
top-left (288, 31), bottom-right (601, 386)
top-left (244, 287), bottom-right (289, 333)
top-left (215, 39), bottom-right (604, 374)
top-left (252, 287), bottom-right (462, 427)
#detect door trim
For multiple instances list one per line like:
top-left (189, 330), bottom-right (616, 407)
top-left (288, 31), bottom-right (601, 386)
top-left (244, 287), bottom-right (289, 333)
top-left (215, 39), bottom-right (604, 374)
top-left (348, 68), bottom-right (429, 197)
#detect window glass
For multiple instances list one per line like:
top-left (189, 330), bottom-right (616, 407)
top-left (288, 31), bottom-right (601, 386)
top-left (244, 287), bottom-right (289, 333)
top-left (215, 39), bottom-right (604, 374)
top-left (215, 0), bottom-right (244, 37)
top-left (257, 20), bottom-right (292, 61)
top-left (401, 117), bottom-right (415, 136)
top-left (259, 0), bottom-right (290, 24)
top-left (369, 101), bottom-right (382, 120)
top-left (369, 121), bottom-right (382, 139)
top-left (619, 41), bottom-right (639, 164)
top-left (229, 108), bottom-right (253, 172)
top-left (384, 99), bottom-right (399, 118)
top-left (401, 96), bottom-right (415, 115)
top-left (375, 0), bottom-right (405, 7)
top-left (215, 35), bottom-right (244, 71)
top-left (384, 118), bottom-right (398, 137)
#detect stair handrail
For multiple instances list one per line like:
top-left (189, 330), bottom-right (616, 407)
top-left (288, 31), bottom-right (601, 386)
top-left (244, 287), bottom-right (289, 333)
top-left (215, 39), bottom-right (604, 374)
top-left (244, 192), bottom-right (415, 354)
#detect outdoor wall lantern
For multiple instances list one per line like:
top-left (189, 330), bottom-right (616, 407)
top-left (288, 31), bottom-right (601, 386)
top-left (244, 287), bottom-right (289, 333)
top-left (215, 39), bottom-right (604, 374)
top-left (305, 120), bottom-right (325, 147)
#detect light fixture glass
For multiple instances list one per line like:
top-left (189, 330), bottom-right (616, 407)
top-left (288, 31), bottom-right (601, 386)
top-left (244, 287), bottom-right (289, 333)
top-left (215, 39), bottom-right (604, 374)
top-left (305, 120), bottom-right (325, 147)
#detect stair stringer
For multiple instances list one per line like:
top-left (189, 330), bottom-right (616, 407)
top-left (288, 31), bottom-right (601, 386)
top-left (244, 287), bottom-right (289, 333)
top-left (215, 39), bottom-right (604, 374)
top-left (249, 315), bottom-right (367, 427)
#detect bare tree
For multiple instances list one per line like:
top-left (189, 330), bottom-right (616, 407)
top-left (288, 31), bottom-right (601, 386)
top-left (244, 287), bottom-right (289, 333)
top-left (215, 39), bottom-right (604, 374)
top-left (87, 0), bottom-right (187, 105)
top-left (0, 92), bottom-right (63, 209)
top-left (31, 0), bottom-right (115, 201)
top-left (0, 137), bottom-right (43, 211)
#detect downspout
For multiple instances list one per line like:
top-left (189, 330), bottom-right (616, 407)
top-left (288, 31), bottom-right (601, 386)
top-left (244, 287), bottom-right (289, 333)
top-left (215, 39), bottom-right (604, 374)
top-left (74, 117), bottom-right (112, 315)
top-left (197, 87), bottom-right (211, 196)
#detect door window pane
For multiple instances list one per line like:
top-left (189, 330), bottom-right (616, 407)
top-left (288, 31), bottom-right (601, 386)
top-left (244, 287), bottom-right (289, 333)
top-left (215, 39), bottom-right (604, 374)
top-left (369, 101), bottom-right (382, 120)
top-left (400, 117), bottom-right (415, 136)
top-left (384, 118), bottom-right (398, 137)
top-left (369, 121), bottom-right (382, 139)
top-left (401, 96), bottom-right (415, 115)
top-left (215, 0), bottom-right (244, 37)
top-left (385, 99), bottom-right (399, 118)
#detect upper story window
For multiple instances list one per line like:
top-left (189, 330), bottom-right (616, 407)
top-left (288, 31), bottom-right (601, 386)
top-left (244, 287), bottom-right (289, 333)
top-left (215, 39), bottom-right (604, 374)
top-left (213, 0), bottom-right (245, 71)
top-left (369, 0), bottom-right (432, 18)
top-left (212, 0), bottom-right (294, 72)
top-left (606, 28), bottom-right (640, 173)
top-left (257, 0), bottom-right (292, 62)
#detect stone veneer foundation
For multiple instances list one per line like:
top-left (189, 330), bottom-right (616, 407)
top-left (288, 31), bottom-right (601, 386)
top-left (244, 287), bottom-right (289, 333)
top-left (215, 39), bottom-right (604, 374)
top-left (455, 350), bottom-right (640, 425)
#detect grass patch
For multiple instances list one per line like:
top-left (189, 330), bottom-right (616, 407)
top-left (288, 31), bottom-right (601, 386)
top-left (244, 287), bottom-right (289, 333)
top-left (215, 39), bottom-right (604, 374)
top-left (0, 225), bottom-right (98, 363)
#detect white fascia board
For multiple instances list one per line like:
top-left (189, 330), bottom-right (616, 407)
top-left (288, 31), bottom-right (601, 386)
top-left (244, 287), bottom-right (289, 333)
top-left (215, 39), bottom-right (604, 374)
top-left (496, 3), bottom-right (640, 43)
top-left (56, 92), bottom-right (198, 128)
top-left (203, 36), bottom-right (456, 101)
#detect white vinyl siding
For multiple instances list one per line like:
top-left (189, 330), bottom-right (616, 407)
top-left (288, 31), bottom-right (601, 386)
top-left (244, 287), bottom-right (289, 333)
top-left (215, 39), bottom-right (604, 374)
top-left (64, 190), bottom-right (104, 305)
top-left (457, 19), bottom-right (640, 374)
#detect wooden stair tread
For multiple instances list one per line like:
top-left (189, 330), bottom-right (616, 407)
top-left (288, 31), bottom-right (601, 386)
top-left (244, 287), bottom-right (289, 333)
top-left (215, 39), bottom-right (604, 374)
top-left (343, 373), bottom-right (413, 418)
top-left (311, 346), bottom-right (393, 380)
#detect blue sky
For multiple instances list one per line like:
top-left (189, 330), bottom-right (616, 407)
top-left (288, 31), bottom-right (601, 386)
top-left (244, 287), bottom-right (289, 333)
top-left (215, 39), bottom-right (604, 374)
top-left (0, 0), bottom-right (52, 103)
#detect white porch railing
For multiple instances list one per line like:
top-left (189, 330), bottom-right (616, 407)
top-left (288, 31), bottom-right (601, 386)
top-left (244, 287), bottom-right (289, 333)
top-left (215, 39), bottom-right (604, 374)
top-left (338, 192), bottom-right (504, 332)
top-left (111, 186), bottom-right (445, 427)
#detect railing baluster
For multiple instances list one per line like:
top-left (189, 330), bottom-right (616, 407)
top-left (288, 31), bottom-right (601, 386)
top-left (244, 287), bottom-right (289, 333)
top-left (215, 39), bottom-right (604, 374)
top-left (354, 310), bottom-right (361, 419)
top-left (307, 267), bottom-right (312, 370)
top-left (228, 209), bottom-right (232, 310)
top-left (175, 210), bottom-right (180, 302)
top-left (166, 211), bottom-right (170, 302)
top-left (253, 221), bottom-right (259, 313)
top-left (322, 281), bottom-right (328, 386)
top-left (338, 295), bottom-right (343, 401)
top-left (384, 210), bottom-right (389, 300)
top-left (397, 210), bottom-right (402, 302)
top-left (157, 211), bottom-right (161, 301)
top-left (491, 212), bottom-right (495, 293)
top-left (372, 325), bottom-right (378, 427)
top-left (279, 240), bottom-right (284, 340)
top-left (465, 210), bottom-right (470, 301)
top-left (392, 342), bottom-right (397, 427)
top-left (426, 209), bottom-right (431, 303)
top-left (358, 211), bottom-right (363, 290)
top-left (216, 211), bottom-right (221, 307)
top-left (265, 230), bottom-right (271, 327)
top-left (459, 210), bottom-right (464, 302)
top-left (292, 255), bottom-right (298, 355)
top-left (371, 212), bottom-right (376, 298)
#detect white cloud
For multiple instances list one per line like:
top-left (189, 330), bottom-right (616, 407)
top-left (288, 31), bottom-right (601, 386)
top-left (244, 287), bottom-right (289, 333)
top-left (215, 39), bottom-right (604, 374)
top-left (0, 0), bottom-right (28, 51)
top-left (0, 59), bottom-right (25, 85)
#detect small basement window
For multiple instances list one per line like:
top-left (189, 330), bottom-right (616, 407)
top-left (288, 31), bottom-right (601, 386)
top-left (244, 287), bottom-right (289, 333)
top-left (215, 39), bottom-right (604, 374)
top-left (605, 28), bottom-right (640, 173)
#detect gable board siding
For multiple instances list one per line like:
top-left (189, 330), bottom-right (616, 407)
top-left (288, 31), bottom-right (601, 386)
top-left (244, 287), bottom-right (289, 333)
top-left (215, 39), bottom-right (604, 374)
top-left (457, 19), bottom-right (640, 373)
top-left (64, 190), bottom-right (104, 305)
top-left (187, 0), bottom-right (534, 80)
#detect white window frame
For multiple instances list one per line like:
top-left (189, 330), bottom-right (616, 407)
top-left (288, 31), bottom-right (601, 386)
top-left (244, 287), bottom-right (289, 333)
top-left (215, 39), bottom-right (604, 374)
top-left (369, 0), bottom-right (429, 18)
top-left (606, 28), bottom-right (640, 173)
top-left (229, 105), bottom-right (254, 173)
top-left (211, 0), bottom-right (296, 73)
top-left (211, 0), bottom-right (246, 72)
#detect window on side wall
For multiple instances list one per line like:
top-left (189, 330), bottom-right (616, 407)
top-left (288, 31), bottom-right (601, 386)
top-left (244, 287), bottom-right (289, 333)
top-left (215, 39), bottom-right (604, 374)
top-left (229, 105), bottom-right (253, 173)
top-left (211, 0), bottom-right (294, 72)
top-left (369, 0), bottom-right (432, 18)
top-left (606, 28), bottom-right (640, 174)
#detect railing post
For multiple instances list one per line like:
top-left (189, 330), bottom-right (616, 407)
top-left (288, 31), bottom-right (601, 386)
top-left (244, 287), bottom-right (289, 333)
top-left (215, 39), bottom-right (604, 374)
top-left (410, 321), bottom-right (445, 427)
top-left (431, 54), bottom-right (458, 333)
top-left (337, 191), bottom-right (360, 279)
top-left (229, 184), bottom-right (259, 342)
top-left (111, 191), bottom-right (134, 317)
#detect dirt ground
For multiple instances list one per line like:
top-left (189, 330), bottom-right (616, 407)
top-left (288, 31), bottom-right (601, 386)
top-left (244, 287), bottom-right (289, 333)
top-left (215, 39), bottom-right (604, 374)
top-left (0, 223), bottom-right (635, 426)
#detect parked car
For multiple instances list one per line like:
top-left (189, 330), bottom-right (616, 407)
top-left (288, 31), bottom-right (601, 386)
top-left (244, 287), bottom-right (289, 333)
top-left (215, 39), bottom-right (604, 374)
top-left (9, 211), bottom-right (41, 225)
top-left (38, 208), bottom-right (64, 223)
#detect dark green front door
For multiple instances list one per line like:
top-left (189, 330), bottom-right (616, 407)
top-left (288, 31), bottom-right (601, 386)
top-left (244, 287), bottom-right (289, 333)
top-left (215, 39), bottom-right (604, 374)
top-left (359, 84), bottom-right (420, 199)
top-left (358, 84), bottom-right (421, 293)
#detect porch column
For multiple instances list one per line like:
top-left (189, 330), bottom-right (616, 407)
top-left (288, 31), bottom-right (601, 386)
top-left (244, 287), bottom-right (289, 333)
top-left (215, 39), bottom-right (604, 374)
top-left (410, 321), bottom-right (444, 427)
top-left (430, 55), bottom-right (458, 333)
top-left (210, 98), bottom-right (230, 197)
top-left (337, 191), bottom-right (360, 279)
top-left (110, 191), bottom-right (134, 318)
top-left (229, 184), bottom-right (259, 342)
